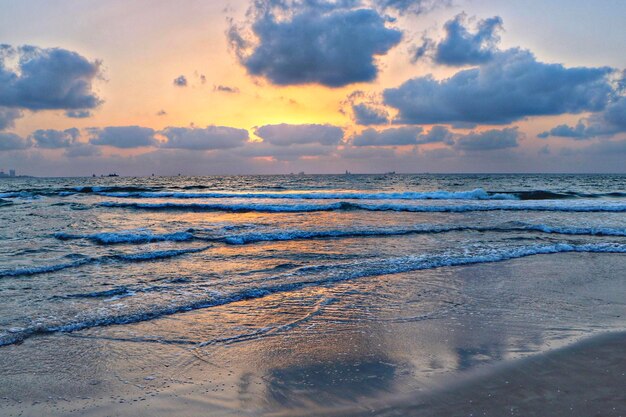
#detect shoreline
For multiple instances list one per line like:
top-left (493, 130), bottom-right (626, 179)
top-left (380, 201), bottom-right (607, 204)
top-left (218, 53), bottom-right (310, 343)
top-left (1, 252), bottom-right (624, 416)
top-left (2, 330), bottom-right (624, 417)
top-left (309, 330), bottom-right (626, 417)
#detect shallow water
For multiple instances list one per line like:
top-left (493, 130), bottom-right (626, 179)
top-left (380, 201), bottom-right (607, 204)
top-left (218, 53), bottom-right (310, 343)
top-left (0, 174), bottom-right (625, 415)
top-left (0, 174), bottom-right (625, 347)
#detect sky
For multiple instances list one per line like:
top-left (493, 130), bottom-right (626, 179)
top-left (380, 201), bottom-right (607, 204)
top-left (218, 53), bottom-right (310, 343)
top-left (0, 0), bottom-right (625, 176)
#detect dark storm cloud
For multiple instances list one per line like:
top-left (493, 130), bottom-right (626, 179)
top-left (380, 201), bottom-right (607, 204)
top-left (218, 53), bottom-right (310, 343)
top-left (539, 96), bottom-right (626, 139)
top-left (65, 110), bottom-right (91, 118)
top-left (0, 132), bottom-right (31, 151)
top-left (352, 103), bottom-right (389, 125)
top-left (31, 128), bottom-right (80, 149)
top-left (384, 48), bottom-right (614, 125)
top-left (89, 126), bottom-right (158, 148)
top-left (229, 0), bottom-right (402, 87)
top-left (432, 14), bottom-right (502, 66)
top-left (0, 45), bottom-right (102, 111)
top-left (173, 75), bottom-right (188, 87)
top-left (160, 126), bottom-right (249, 150)
top-left (254, 123), bottom-right (344, 146)
top-left (0, 107), bottom-right (22, 130)
top-left (454, 127), bottom-right (520, 151)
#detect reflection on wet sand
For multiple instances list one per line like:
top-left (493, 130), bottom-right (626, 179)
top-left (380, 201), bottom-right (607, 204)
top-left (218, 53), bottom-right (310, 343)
top-left (0, 253), bottom-right (624, 416)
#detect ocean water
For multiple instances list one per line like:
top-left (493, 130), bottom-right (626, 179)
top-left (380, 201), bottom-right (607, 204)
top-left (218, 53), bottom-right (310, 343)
top-left (1, 173), bottom-right (625, 351)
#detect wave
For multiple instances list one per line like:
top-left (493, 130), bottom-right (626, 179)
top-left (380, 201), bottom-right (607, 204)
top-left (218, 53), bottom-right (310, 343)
top-left (3, 186), bottom-right (625, 201)
top-left (0, 246), bottom-right (210, 278)
top-left (509, 190), bottom-right (626, 200)
top-left (55, 231), bottom-right (194, 244)
top-left (96, 188), bottom-right (517, 200)
top-left (222, 224), bottom-right (626, 244)
top-left (99, 200), bottom-right (626, 213)
top-left (2, 242), bottom-right (625, 347)
top-left (73, 186), bottom-right (156, 194)
top-left (53, 223), bottom-right (626, 247)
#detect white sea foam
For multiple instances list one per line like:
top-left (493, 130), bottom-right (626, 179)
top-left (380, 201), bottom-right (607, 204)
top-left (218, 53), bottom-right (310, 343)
top-left (95, 188), bottom-right (517, 200)
top-left (99, 200), bottom-right (626, 213)
top-left (2, 242), bottom-right (625, 347)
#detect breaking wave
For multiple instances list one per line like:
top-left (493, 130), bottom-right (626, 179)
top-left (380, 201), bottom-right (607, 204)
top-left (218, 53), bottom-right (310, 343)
top-left (2, 242), bottom-right (625, 347)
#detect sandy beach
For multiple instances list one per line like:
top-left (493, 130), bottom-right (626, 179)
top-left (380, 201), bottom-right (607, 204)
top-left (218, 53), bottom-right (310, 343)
top-left (1, 252), bottom-right (624, 417)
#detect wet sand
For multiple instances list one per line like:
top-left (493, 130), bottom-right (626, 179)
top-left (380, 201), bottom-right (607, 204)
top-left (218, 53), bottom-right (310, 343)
top-left (316, 331), bottom-right (626, 417)
top-left (0, 253), bottom-right (625, 416)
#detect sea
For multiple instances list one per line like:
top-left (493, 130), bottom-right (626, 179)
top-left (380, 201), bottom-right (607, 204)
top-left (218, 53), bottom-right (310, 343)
top-left (1, 173), bottom-right (625, 353)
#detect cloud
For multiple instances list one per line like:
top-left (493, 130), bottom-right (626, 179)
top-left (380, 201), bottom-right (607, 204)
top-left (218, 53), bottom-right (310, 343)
top-left (64, 143), bottom-right (102, 158)
top-left (352, 127), bottom-right (422, 146)
top-left (173, 75), bottom-right (188, 87)
top-left (419, 125), bottom-right (455, 145)
top-left (454, 127), bottom-right (521, 151)
top-left (242, 141), bottom-right (335, 161)
top-left (539, 96), bottom-right (626, 139)
top-left (432, 14), bottom-right (503, 66)
top-left (229, 1), bottom-right (402, 87)
top-left (384, 48), bottom-right (614, 125)
top-left (89, 126), bottom-right (158, 148)
top-left (0, 132), bottom-right (31, 151)
top-left (0, 45), bottom-right (102, 111)
top-left (352, 103), bottom-right (389, 125)
top-left (31, 128), bottom-right (80, 149)
top-left (378, 0), bottom-right (450, 15)
top-left (65, 110), bottom-right (91, 118)
top-left (214, 85), bottom-right (240, 94)
top-left (0, 107), bottom-right (22, 130)
top-left (255, 123), bottom-right (344, 146)
top-left (351, 125), bottom-right (456, 146)
top-left (160, 126), bottom-right (249, 150)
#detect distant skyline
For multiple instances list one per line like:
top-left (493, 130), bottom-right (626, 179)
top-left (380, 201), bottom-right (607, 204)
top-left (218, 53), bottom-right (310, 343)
top-left (0, 0), bottom-right (625, 176)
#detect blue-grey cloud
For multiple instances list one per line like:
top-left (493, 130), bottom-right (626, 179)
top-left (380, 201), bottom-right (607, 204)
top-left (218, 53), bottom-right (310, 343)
top-left (89, 126), bottom-right (158, 148)
top-left (230, 1), bottom-right (402, 87)
top-left (539, 96), bottom-right (626, 139)
top-left (384, 48), bottom-right (614, 125)
top-left (0, 45), bottom-right (102, 111)
top-left (454, 127), bottom-right (520, 151)
top-left (64, 144), bottom-right (102, 158)
top-left (65, 110), bottom-right (91, 118)
top-left (352, 125), bottom-right (456, 146)
top-left (160, 126), bottom-right (249, 150)
top-left (255, 123), bottom-right (344, 146)
top-left (352, 103), bottom-right (389, 125)
top-left (31, 128), bottom-right (80, 149)
top-left (432, 14), bottom-right (502, 66)
top-left (0, 107), bottom-right (22, 130)
top-left (420, 125), bottom-right (455, 145)
top-left (352, 127), bottom-right (422, 146)
top-left (378, 0), bottom-right (450, 15)
top-left (173, 75), bottom-right (187, 87)
top-left (0, 132), bottom-right (31, 151)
